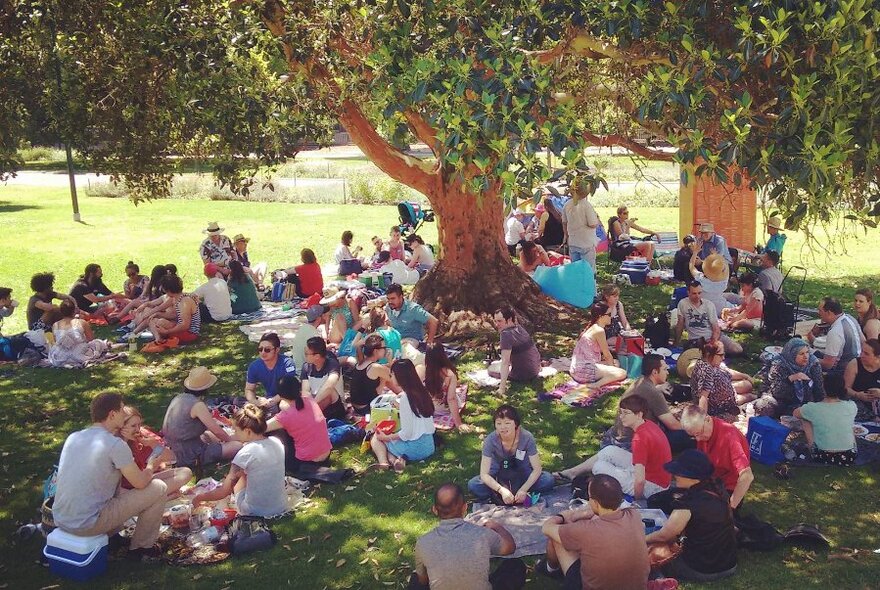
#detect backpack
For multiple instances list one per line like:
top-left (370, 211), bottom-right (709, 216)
top-left (760, 290), bottom-right (796, 340)
top-left (643, 313), bottom-right (671, 349)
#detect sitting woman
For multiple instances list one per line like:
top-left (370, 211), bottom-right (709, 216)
top-left (646, 449), bottom-right (738, 582)
top-left (119, 264), bottom-right (165, 319)
top-left (118, 405), bottom-right (193, 497)
top-left (369, 307), bottom-right (402, 363)
top-left (794, 374), bottom-right (858, 466)
top-left (147, 274), bottom-right (201, 344)
top-left (27, 272), bottom-right (75, 331)
top-left (227, 260), bottom-right (262, 315)
top-left (535, 197), bottom-right (565, 250)
top-left (370, 359), bottom-right (436, 472)
top-left (128, 266), bottom-right (174, 328)
top-left (721, 272), bottom-right (763, 331)
top-left (47, 300), bottom-right (114, 367)
top-left (690, 341), bottom-right (755, 416)
top-left (334, 230), bottom-right (365, 274)
top-left (600, 284), bottom-right (630, 350)
top-left (192, 404), bottom-right (287, 518)
top-left (570, 302), bottom-right (628, 389)
top-left (266, 375), bottom-right (332, 472)
top-left (854, 288), bottom-right (880, 341)
top-left (518, 241), bottom-right (551, 275)
top-left (284, 248), bottom-right (324, 298)
top-left (371, 250), bottom-right (392, 271)
top-left (350, 333), bottom-right (394, 415)
top-left (122, 261), bottom-right (149, 301)
top-left (231, 234), bottom-right (266, 288)
top-left (321, 288), bottom-right (362, 345)
top-left (161, 366), bottom-right (242, 468)
top-left (843, 338), bottom-right (880, 421)
top-left (405, 234), bottom-right (434, 275)
top-left (423, 342), bottom-right (469, 432)
top-left (609, 206), bottom-right (656, 259)
top-left (369, 236), bottom-right (385, 267)
top-left (468, 404), bottom-right (554, 504)
top-left (755, 337), bottom-right (825, 418)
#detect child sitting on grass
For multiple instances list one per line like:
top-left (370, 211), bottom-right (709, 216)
top-left (192, 404), bottom-right (287, 517)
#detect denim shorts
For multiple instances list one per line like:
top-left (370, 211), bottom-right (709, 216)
top-left (386, 433), bottom-right (435, 461)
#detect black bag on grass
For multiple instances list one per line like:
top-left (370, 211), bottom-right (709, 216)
top-left (735, 513), bottom-right (784, 551)
top-left (229, 515), bottom-right (277, 555)
top-left (643, 313), bottom-right (671, 349)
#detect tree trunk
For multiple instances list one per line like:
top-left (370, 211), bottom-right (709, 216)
top-left (413, 181), bottom-right (559, 330)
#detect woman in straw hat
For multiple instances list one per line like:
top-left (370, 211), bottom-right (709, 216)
top-left (231, 233), bottom-right (267, 288)
top-left (162, 366), bottom-right (242, 468)
top-left (689, 249), bottom-right (732, 318)
top-left (763, 216), bottom-right (787, 256)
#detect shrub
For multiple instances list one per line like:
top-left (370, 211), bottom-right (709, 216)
top-left (18, 144), bottom-right (67, 162)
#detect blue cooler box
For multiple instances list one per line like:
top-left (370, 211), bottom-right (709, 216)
top-left (620, 260), bottom-right (650, 285)
top-left (44, 529), bottom-right (108, 581)
top-left (746, 416), bottom-right (790, 465)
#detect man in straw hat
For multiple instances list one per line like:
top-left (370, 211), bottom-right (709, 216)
top-left (763, 216), bottom-right (787, 256)
top-left (695, 222), bottom-right (732, 266)
top-left (199, 221), bottom-right (233, 275)
top-left (674, 281), bottom-right (743, 356)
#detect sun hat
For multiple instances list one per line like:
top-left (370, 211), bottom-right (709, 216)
top-left (204, 221), bottom-right (224, 234)
top-left (663, 449), bottom-right (715, 480)
top-left (677, 347), bottom-right (703, 379)
top-left (183, 366), bottom-right (218, 391)
top-left (766, 216), bottom-right (783, 230)
top-left (698, 222), bottom-right (715, 233)
top-left (233, 233), bottom-right (250, 243)
top-left (702, 253), bottom-right (729, 283)
top-left (306, 304), bottom-right (326, 323)
top-left (204, 262), bottom-right (220, 278)
top-left (319, 288), bottom-right (345, 306)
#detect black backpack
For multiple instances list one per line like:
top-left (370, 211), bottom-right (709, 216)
top-left (643, 313), bottom-right (671, 349)
top-left (760, 290), bottom-right (796, 340)
top-left (735, 513), bottom-right (784, 551)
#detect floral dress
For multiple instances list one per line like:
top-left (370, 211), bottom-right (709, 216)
top-left (690, 360), bottom-right (738, 415)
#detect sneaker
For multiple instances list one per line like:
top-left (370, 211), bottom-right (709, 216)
top-left (534, 557), bottom-right (564, 580)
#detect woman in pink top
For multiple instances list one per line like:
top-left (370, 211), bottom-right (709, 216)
top-left (388, 226), bottom-right (406, 261)
top-left (266, 375), bottom-right (332, 470)
top-left (570, 302), bottom-right (627, 388)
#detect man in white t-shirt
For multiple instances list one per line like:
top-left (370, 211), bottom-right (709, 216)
top-left (808, 297), bottom-right (862, 374)
top-left (561, 179), bottom-right (600, 272)
top-left (193, 263), bottom-right (232, 322)
top-left (504, 210), bottom-right (526, 256)
top-left (289, 305), bottom-right (325, 370)
top-left (674, 281), bottom-right (743, 355)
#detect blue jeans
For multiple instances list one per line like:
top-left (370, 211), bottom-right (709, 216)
top-left (467, 471), bottom-right (555, 501)
top-left (568, 245), bottom-right (596, 272)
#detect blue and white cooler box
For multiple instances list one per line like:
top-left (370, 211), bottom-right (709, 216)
top-left (746, 416), bottom-right (790, 465)
top-left (619, 259), bottom-right (650, 285)
top-left (44, 529), bottom-right (108, 581)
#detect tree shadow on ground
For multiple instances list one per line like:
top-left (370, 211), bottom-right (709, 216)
top-left (0, 200), bottom-right (42, 213)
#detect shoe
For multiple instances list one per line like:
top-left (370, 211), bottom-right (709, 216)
top-left (127, 544), bottom-right (163, 563)
top-left (534, 558), bottom-right (564, 580)
top-left (392, 456), bottom-right (407, 474)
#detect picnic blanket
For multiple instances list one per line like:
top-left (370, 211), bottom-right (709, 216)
top-left (538, 379), bottom-right (625, 408)
top-left (239, 317), bottom-right (308, 346)
top-left (465, 366), bottom-right (559, 389)
top-left (433, 384), bottom-right (469, 430)
top-left (466, 485), bottom-right (571, 558)
top-left (786, 423), bottom-right (880, 467)
top-left (229, 302), bottom-right (305, 323)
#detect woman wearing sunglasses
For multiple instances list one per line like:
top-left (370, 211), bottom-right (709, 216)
top-left (690, 341), bottom-right (754, 416)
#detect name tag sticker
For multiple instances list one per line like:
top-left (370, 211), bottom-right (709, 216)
top-left (515, 449), bottom-right (526, 461)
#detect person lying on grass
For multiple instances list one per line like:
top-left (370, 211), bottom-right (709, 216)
top-left (192, 403), bottom-right (287, 518)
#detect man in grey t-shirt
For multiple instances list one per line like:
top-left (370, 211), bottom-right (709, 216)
top-left (675, 282), bottom-right (743, 355)
top-left (411, 483), bottom-right (525, 590)
top-left (493, 306), bottom-right (541, 395)
top-left (758, 251), bottom-right (784, 293)
top-left (53, 392), bottom-right (170, 560)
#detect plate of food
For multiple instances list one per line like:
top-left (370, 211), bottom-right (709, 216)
top-left (864, 433), bottom-right (880, 442)
top-left (763, 346), bottom-right (783, 355)
top-left (853, 425), bottom-right (869, 436)
top-left (654, 347), bottom-right (672, 357)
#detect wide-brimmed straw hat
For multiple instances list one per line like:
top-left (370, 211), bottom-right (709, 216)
top-left (233, 233), bottom-right (250, 243)
top-left (203, 221), bottom-right (224, 234)
top-left (677, 347), bottom-right (703, 379)
top-left (702, 253), bottom-right (729, 283)
top-left (698, 222), bottom-right (715, 233)
top-left (766, 216), bottom-right (783, 230)
top-left (183, 366), bottom-right (218, 391)
top-left (319, 288), bottom-right (345, 306)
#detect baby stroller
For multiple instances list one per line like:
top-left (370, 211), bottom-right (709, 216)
top-left (397, 201), bottom-right (434, 237)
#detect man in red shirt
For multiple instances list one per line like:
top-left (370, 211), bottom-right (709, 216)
top-left (681, 404), bottom-right (754, 511)
top-left (555, 396), bottom-right (671, 501)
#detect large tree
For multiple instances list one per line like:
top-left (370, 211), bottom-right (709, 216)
top-left (3, 0), bottom-right (878, 322)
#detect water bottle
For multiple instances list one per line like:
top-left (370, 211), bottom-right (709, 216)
top-left (186, 525), bottom-right (221, 548)
top-left (129, 332), bottom-right (138, 352)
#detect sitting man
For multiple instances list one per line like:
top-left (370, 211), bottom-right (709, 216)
top-left (602, 353), bottom-right (690, 453)
top-left (193, 263), bottom-right (232, 323)
top-left (679, 404), bottom-right (753, 513)
top-left (646, 449), bottom-right (738, 582)
top-left (0, 287), bottom-right (18, 332)
top-left (555, 396), bottom-right (671, 503)
top-left (410, 482), bottom-right (525, 590)
top-left (385, 283), bottom-right (438, 346)
top-left (808, 296), bottom-right (862, 375)
top-left (538, 474), bottom-right (649, 590)
top-left (757, 250), bottom-right (783, 294)
top-left (199, 221), bottom-right (233, 276)
top-left (674, 281), bottom-right (743, 355)
top-left (289, 305), bottom-right (326, 369)
top-left (504, 209), bottom-right (526, 257)
top-left (53, 392), bottom-right (168, 561)
top-left (300, 336), bottom-right (347, 421)
top-left (69, 263), bottom-right (126, 316)
top-left (492, 306), bottom-right (541, 395)
top-left (696, 223), bottom-right (732, 267)
top-left (673, 234), bottom-right (697, 282)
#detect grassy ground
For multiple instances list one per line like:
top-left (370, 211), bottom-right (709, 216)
top-left (0, 186), bottom-right (878, 589)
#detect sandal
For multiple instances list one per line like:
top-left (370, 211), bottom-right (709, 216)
top-left (367, 463), bottom-right (390, 471)
top-left (392, 457), bottom-right (406, 474)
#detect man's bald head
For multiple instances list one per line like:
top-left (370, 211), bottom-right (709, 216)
top-left (433, 483), bottom-right (466, 519)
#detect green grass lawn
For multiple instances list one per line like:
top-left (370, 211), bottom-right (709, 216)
top-left (0, 186), bottom-right (878, 589)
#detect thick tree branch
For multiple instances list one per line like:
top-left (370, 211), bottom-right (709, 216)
top-left (583, 132), bottom-right (675, 161)
top-left (527, 28), bottom-right (671, 67)
top-left (404, 109), bottom-right (440, 158)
